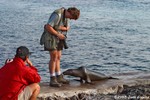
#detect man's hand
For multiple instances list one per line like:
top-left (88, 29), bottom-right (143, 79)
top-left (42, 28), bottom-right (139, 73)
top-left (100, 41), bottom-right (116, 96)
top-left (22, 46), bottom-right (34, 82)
top-left (57, 33), bottom-right (66, 40)
top-left (26, 58), bottom-right (33, 67)
top-left (5, 59), bottom-right (13, 64)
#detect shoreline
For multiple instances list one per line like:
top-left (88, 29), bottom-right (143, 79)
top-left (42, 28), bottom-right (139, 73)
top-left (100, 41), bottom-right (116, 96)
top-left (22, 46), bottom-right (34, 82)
top-left (76, 84), bottom-right (150, 100)
top-left (38, 84), bottom-right (150, 100)
top-left (37, 72), bottom-right (150, 100)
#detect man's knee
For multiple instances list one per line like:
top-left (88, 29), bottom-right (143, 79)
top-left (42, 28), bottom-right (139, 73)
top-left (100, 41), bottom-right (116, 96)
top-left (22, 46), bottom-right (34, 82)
top-left (29, 83), bottom-right (40, 93)
top-left (34, 83), bottom-right (40, 92)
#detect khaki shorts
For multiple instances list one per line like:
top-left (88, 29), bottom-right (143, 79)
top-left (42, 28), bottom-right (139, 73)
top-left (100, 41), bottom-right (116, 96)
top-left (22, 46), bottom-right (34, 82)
top-left (18, 86), bottom-right (32, 100)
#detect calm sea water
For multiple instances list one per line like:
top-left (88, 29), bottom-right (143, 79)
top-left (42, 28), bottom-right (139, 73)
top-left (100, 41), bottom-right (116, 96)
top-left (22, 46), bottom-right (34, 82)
top-left (0, 0), bottom-right (150, 82)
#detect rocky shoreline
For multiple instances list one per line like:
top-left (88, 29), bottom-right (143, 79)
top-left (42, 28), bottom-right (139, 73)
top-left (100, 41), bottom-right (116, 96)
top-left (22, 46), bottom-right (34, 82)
top-left (38, 84), bottom-right (150, 100)
top-left (37, 72), bottom-right (150, 100)
top-left (72, 84), bottom-right (150, 100)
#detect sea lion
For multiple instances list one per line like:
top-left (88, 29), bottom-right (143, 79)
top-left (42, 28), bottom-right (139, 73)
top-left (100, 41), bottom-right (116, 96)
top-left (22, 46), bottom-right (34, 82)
top-left (63, 66), bottom-right (118, 83)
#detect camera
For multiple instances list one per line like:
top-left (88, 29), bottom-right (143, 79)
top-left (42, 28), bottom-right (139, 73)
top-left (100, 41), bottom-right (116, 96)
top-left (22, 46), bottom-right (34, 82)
top-left (63, 34), bottom-right (68, 49)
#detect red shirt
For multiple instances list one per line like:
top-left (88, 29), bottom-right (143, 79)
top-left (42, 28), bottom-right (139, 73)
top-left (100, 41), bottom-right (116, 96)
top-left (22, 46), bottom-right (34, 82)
top-left (0, 57), bottom-right (41, 100)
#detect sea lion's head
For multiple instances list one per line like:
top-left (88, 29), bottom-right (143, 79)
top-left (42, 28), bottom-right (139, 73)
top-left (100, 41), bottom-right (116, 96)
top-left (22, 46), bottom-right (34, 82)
top-left (63, 69), bottom-right (75, 75)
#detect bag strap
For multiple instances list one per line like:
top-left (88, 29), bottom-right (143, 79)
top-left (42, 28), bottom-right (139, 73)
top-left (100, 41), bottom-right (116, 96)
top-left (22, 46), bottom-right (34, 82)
top-left (54, 7), bottom-right (65, 26)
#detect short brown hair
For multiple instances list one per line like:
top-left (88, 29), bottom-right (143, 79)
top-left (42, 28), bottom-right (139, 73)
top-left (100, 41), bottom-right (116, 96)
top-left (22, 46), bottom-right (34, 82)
top-left (67, 7), bottom-right (80, 20)
top-left (15, 46), bottom-right (31, 61)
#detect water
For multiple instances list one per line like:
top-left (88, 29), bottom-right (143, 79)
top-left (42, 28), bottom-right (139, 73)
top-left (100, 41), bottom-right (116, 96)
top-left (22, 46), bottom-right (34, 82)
top-left (0, 0), bottom-right (150, 82)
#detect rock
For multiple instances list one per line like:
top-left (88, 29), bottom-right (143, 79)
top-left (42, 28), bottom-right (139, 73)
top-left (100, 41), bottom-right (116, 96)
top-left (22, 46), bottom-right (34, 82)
top-left (37, 72), bottom-right (150, 100)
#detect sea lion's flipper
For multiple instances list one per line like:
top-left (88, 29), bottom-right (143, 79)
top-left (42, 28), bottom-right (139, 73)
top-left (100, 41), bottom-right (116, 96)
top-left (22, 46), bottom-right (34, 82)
top-left (85, 75), bottom-right (91, 83)
top-left (80, 78), bottom-right (84, 83)
top-left (83, 67), bottom-right (91, 83)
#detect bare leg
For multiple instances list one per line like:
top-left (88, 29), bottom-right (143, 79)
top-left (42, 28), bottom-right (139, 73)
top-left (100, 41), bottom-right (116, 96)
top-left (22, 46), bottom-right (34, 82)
top-left (55, 50), bottom-right (69, 84)
top-left (49, 50), bottom-right (58, 76)
top-left (49, 50), bottom-right (62, 87)
top-left (55, 50), bottom-right (62, 74)
top-left (28, 83), bottom-right (40, 100)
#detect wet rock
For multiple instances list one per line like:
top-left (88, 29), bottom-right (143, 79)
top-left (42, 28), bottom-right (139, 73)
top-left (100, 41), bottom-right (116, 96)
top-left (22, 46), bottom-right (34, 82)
top-left (70, 95), bottom-right (79, 100)
top-left (37, 84), bottom-right (150, 100)
top-left (68, 85), bottom-right (150, 100)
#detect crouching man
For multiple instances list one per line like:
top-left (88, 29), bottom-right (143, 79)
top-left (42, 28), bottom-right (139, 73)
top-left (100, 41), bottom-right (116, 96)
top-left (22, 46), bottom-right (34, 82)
top-left (0, 46), bottom-right (41, 100)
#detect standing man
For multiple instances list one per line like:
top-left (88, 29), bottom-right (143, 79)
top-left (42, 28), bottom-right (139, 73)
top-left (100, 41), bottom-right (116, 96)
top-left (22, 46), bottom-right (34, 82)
top-left (0, 46), bottom-right (41, 100)
top-left (40, 7), bottom-right (80, 87)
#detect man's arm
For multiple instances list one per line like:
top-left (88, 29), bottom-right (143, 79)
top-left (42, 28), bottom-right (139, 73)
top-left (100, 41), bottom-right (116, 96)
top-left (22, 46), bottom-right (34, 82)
top-left (45, 24), bottom-right (66, 40)
top-left (24, 58), bottom-right (41, 83)
top-left (58, 26), bottom-right (70, 31)
top-left (24, 66), bottom-right (41, 84)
